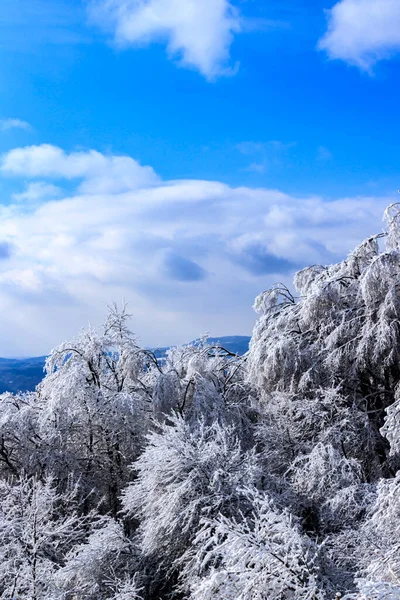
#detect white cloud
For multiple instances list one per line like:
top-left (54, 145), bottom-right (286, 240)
top-left (13, 182), bottom-right (63, 202)
top-left (90, 0), bottom-right (241, 79)
top-left (319, 0), bottom-right (400, 69)
top-left (2, 144), bottom-right (160, 193)
top-left (0, 118), bottom-right (32, 132)
top-left (0, 143), bottom-right (394, 356)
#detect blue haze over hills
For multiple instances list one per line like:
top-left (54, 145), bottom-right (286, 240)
top-left (0, 336), bottom-right (251, 394)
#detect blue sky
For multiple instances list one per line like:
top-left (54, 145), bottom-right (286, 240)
top-left (0, 0), bottom-right (399, 355)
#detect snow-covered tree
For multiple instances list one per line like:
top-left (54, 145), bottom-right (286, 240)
top-left (0, 392), bottom-right (42, 478)
top-left (248, 207), bottom-right (400, 516)
top-left (244, 205), bottom-right (400, 594)
top-left (181, 488), bottom-right (328, 600)
top-left (248, 216), bottom-right (400, 412)
top-left (343, 579), bottom-right (400, 599)
top-left (353, 473), bottom-right (400, 593)
top-left (107, 575), bottom-right (143, 600)
top-left (121, 415), bottom-right (260, 595)
top-left (36, 303), bottom-right (151, 514)
top-left (381, 394), bottom-right (400, 456)
top-left (151, 338), bottom-right (257, 446)
top-left (54, 517), bottom-right (139, 599)
top-left (0, 475), bottom-right (88, 599)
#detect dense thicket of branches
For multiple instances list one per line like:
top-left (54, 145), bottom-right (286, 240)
top-left (1, 205), bottom-right (400, 599)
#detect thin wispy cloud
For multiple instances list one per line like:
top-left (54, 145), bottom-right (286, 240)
top-left (316, 146), bottom-right (333, 162)
top-left (0, 0), bottom-right (90, 51)
top-left (319, 0), bottom-right (400, 70)
top-left (89, 0), bottom-right (241, 79)
top-left (237, 141), bottom-right (296, 174)
top-left (0, 118), bottom-right (32, 132)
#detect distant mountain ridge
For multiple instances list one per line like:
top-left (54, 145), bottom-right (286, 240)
top-left (0, 336), bottom-right (251, 394)
top-left (150, 336), bottom-right (251, 361)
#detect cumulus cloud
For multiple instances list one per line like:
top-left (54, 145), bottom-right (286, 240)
top-left (0, 143), bottom-right (394, 355)
top-left (89, 0), bottom-right (241, 78)
top-left (0, 118), bottom-right (32, 132)
top-left (1, 144), bottom-right (160, 193)
top-left (13, 182), bottom-right (63, 202)
top-left (319, 0), bottom-right (400, 69)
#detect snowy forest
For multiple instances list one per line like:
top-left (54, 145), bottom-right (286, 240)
top-left (1, 204), bottom-right (400, 600)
